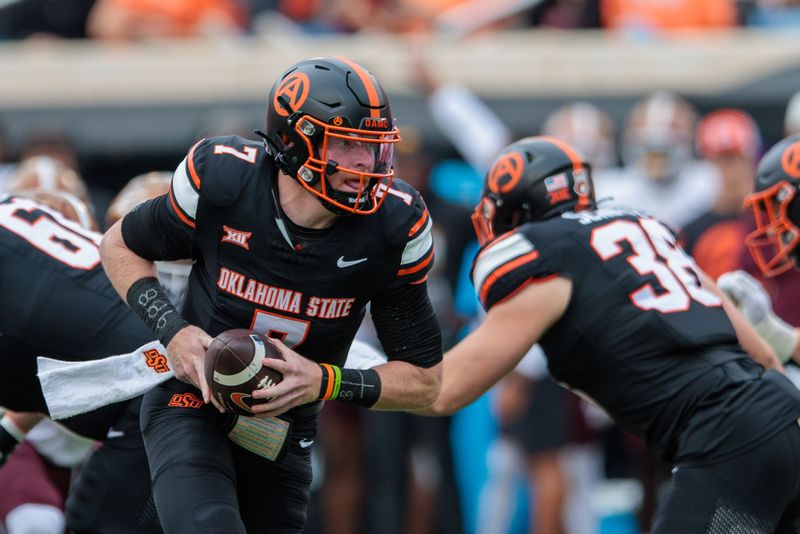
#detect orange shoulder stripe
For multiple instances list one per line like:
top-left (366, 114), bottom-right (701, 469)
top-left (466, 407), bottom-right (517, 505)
top-left (479, 250), bottom-right (539, 304)
top-left (397, 249), bottom-right (434, 276)
top-left (169, 188), bottom-right (196, 229)
top-left (187, 139), bottom-right (204, 190)
top-left (408, 209), bottom-right (429, 237)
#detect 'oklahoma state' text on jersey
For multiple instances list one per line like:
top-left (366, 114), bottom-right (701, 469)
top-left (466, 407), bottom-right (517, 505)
top-left (148, 135), bottom-right (437, 367)
top-left (472, 207), bottom-right (800, 463)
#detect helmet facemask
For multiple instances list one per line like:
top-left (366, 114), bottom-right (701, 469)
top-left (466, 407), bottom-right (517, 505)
top-left (472, 197), bottom-right (497, 246)
top-left (264, 57), bottom-right (401, 216)
top-left (744, 180), bottom-right (800, 277)
top-left (291, 114), bottom-right (400, 216)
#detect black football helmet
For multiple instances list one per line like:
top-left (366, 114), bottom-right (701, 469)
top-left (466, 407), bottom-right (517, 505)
top-left (472, 136), bottom-right (595, 246)
top-left (744, 134), bottom-right (800, 276)
top-left (263, 56), bottom-right (400, 216)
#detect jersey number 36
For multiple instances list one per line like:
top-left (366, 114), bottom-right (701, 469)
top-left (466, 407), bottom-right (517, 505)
top-left (591, 218), bottom-right (721, 314)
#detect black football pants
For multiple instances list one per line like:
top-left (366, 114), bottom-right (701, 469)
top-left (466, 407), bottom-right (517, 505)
top-left (66, 398), bottom-right (163, 534)
top-left (653, 419), bottom-right (800, 534)
top-left (140, 378), bottom-right (315, 534)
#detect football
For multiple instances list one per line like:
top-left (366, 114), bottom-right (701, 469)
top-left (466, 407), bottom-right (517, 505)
top-left (204, 329), bottom-right (284, 415)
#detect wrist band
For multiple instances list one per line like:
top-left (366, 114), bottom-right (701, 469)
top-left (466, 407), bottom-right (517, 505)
top-left (126, 277), bottom-right (189, 346)
top-left (318, 364), bottom-right (381, 407)
top-left (319, 364), bottom-right (341, 401)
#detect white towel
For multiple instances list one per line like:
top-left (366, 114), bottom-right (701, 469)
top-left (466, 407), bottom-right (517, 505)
top-left (37, 340), bottom-right (172, 420)
top-left (37, 338), bottom-right (387, 421)
top-left (345, 340), bottom-right (387, 370)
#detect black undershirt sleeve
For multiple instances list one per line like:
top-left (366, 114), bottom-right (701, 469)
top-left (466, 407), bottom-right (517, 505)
top-left (370, 281), bottom-right (443, 368)
top-left (120, 195), bottom-right (193, 261)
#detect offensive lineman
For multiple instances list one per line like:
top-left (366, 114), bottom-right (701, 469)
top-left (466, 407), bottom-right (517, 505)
top-left (426, 136), bottom-right (800, 533)
top-left (0, 190), bottom-right (163, 533)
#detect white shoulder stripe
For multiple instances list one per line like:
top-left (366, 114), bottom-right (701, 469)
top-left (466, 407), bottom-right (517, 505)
top-left (401, 218), bottom-right (433, 266)
top-left (472, 234), bottom-right (535, 293)
top-left (172, 157), bottom-right (198, 220)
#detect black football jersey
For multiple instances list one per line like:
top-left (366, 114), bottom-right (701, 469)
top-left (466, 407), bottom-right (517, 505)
top-left (0, 195), bottom-right (153, 426)
top-left (161, 136), bottom-right (435, 367)
top-left (0, 195), bottom-right (152, 358)
top-left (472, 207), bottom-right (800, 462)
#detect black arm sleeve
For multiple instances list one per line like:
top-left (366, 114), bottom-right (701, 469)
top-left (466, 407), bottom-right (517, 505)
top-left (120, 195), bottom-right (193, 261)
top-left (370, 281), bottom-right (443, 368)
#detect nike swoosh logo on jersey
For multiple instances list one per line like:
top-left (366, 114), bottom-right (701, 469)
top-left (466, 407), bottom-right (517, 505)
top-left (299, 438), bottom-right (314, 449)
top-left (337, 256), bottom-right (368, 268)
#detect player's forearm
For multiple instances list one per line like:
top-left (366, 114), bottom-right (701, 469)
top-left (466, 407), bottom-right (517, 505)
top-left (0, 411), bottom-right (44, 466)
top-left (416, 340), bottom-right (512, 416)
top-left (3, 411), bottom-right (44, 434)
top-left (99, 220), bottom-right (157, 301)
top-left (370, 360), bottom-right (441, 410)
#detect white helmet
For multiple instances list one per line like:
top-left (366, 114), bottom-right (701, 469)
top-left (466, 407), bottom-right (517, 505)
top-left (106, 172), bottom-right (191, 306)
top-left (622, 91), bottom-right (697, 182)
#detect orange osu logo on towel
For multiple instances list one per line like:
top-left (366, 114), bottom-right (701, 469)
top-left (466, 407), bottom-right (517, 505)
top-left (273, 72), bottom-right (310, 117)
top-left (144, 349), bottom-right (170, 373)
top-left (488, 152), bottom-right (524, 194)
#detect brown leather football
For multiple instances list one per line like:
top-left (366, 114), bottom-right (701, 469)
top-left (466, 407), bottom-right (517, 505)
top-left (204, 329), bottom-right (284, 415)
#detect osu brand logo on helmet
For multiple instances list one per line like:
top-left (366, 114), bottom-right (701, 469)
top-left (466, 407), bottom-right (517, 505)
top-left (472, 136), bottom-right (595, 246)
top-left (264, 56), bottom-right (401, 217)
top-left (488, 152), bottom-right (524, 194)
top-left (780, 140), bottom-right (800, 179)
top-left (745, 134), bottom-right (800, 277)
top-left (273, 72), bottom-right (310, 118)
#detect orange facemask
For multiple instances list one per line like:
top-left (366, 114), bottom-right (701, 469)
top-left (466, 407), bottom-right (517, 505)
top-left (744, 180), bottom-right (800, 277)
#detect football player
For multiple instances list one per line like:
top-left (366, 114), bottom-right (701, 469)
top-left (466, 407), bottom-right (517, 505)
top-left (0, 188), bottom-right (163, 533)
top-left (424, 136), bottom-right (800, 533)
top-left (718, 134), bottom-right (800, 365)
top-left (100, 56), bottom-right (443, 532)
top-left (595, 92), bottom-right (719, 229)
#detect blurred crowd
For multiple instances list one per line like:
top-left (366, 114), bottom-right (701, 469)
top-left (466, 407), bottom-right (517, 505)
top-left (2, 0), bottom-right (800, 41)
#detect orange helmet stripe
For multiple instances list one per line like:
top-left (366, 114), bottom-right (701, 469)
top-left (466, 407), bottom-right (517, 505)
top-left (538, 135), bottom-right (585, 173)
top-left (335, 56), bottom-right (381, 118)
top-left (538, 135), bottom-right (590, 208)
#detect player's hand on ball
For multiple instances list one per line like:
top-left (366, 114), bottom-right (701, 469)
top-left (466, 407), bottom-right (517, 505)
top-left (250, 339), bottom-right (323, 418)
top-left (166, 325), bottom-right (221, 410)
